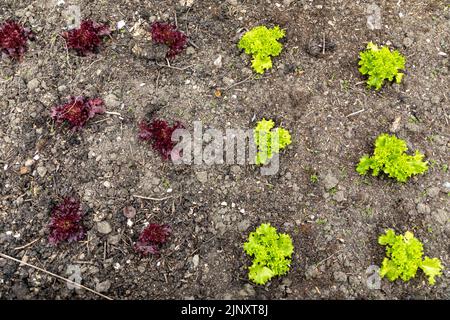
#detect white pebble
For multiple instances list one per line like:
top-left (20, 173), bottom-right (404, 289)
top-left (117, 20), bottom-right (126, 30)
top-left (214, 55), bottom-right (223, 68)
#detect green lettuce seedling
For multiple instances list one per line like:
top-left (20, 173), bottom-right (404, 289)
top-left (378, 229), bottom-right (443, 285)
top-left (238, 25), bottom-right (285, 74)
top-left (254, 119), bottom-right (291, 165)
top-left (243, 223), bottom-right (294, 285)
top-left (357, 134), bottom-right (428, 182)
top-left (358, 42), bottom-right (406, 90)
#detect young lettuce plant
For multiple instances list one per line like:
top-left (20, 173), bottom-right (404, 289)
top-left (48, 197), bottom-right (86, 245)
top-left (138, 119), bottom-right (184, 160)
top-left (62, 20), bottom-right (111, 56)
top-left (238, 25), bottom-right (285, 74)
top-left (135, 223), bottom-right (172, 256)
top-left (243, 223), bottom-right (294, 285)
top-left (254, 118), bottom-right (291, 165)
top-left (357, 134), bottom-right (428, 182)
top-left (378, 229), bottom-right (443, 285)
top-left (358, 42), bottom-right (405, 90)
top-left (51, 96), bottom-right (106, 131)
top-left (150, 22), bottom-right (187, 59)
top-left (0, 20), bottom-right (34, 61)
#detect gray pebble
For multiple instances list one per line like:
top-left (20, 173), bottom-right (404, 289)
top-left (36, 166), bottom-right (47, 177)
top-left (186, 47), bottom-right (196, 55)
top-left (323, 173), bottom-right (338, 190)
top-left (230, 165), bottom-right (241, 175)
top-left (196, 171), bottom-right (208, 184)
top-left (416, 203), bottom-right (431, 214)
top-left (192, 255), bottom-right (199, 268)
top-left (95, 280), bottom-right (111, 293)
top-left (27, 79), bottom-right (40, 91)
top-left (137, 265), bottom-right (146, 273)
top-left (104, 93), bottom-right (121, 108)
top-left (97, 221), bottom-right (112, 234)
top-left (237, 219), bottom-right (251, 232)
top-left (107, 234), bottom-right (121, 245)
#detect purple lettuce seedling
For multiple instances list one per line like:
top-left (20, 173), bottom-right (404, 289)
top-left (150, 22), bottom-right (187, 58)
top-left (51, 96), bottom-right (105, 131)
top-left (138, 119), bottom-right (184, 160)
top-left (48, 197), bottom-right (86, 245)
top-left (62, 20), bottom-right (110, 56)
top-left (135, 223), bottom-right (171, 256)
top-left (0, 20), bottom-right (34, 61)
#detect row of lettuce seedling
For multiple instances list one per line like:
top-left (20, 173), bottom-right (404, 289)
top-left (0, 19), bottom-right (443, 286)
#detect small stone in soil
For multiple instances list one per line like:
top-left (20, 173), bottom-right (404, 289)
top-left (416, 203), bottom-right (431, 214)
top-left (104, 93), bottom-right (121, 108)
top-left (108, 234), bottom-right (121, 245)
top-left (238, 219), bottom-right (251, 232)
top-left (27, 78), bottom-right (40, 91)
top-left (196, 171), bottom-right (208, 183)
top-left (323, 173), bottom-right (338, 190)
top-left (123, 206), bottom-right (136, 219)
top-left (95, 280), bottom-right (111, 293)
top-left (192, 255), bottom-right (199, 268)
top-left (214, 55), bottom-right (223, 68)
top-left (36, 166), bottom-right (47, 177)
top-left (97, 221), bottom-right (112, 234)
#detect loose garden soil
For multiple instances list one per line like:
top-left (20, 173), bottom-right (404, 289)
top-left (0, 0), bottom-right (449, 299)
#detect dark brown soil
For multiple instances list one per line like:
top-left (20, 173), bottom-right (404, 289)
top-left (0, 0), bottom-right (449, 300)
